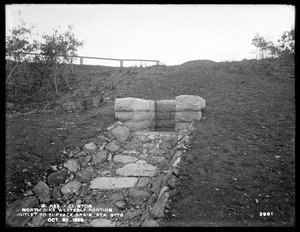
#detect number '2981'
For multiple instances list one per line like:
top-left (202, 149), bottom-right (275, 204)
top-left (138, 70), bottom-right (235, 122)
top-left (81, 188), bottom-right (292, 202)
top-left (259, 212), bottom-right (273, 216)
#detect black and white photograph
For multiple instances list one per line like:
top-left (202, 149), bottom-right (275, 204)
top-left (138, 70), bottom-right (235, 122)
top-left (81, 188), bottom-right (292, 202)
top-left (5, 4), bottom-right (295, 227)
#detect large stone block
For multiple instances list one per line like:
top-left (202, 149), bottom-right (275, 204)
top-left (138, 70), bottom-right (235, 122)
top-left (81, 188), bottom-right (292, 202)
top-left (124, 120), bottom-right (156, 131)
top-left (156, 120), bottom-right (176, 129)
top-left (156, 100), bottom-right (176, 112)
top-left (115, 111), bottom-right (135, 121)
top-left (115, 98), bottom-right (155, 112)
top-left (175, 111), bottom-right (202, 122)
top-left (116, 163), bottom-right (157, 177)
top-left (115, 98), bottom-right (135, 111)
top-left (90, 177), bottom-right (138, 189)
top-left (134, 98), bottom-right (155, 111)
top-left (116, 111), bottom-right (155, 121)
top-left (156, 111), bottom-right (176, 121)
top-left (176, 95), bottom-right (206, 111)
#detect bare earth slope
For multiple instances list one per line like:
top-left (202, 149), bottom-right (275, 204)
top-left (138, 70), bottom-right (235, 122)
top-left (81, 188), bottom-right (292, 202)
top-left (6, 59), bottom-right (295, 226)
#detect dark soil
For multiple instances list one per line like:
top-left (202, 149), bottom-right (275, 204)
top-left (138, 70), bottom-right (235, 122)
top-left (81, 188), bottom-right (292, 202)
top-left (5, 59), bottom-right (295, 226)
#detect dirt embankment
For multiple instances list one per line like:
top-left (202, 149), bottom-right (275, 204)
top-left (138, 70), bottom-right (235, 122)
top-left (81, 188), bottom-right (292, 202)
top-left (6, 59), bottom-right (295, 226)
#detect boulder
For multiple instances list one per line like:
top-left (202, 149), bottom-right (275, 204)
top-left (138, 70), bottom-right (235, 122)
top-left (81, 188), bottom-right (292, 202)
top-left (61, 181), bottom-right (81, 195)
top-left (92, 150), bottom-right (107, 164)
top-left (93, 135), bottom-right (108, 147)
top-left (129, 188), bottom-right (150, 199)
top-left (106, 140), bottom-right (120, 152)
top-left (137, 177), bottom-right (150, 187)
top-left (30, 213), bottom-right (47, 227)
top-left (83, 142), bottom-right (98, 154)
top-left (75, 167), bottom-right (94, 183)
top-left (110, 125), bottom-right (130, 143)
top-left (80, 154), bottom-right (92, 167)
top-left (51, 187), bottom-right (61, 199)
top-left (73, 150), bottom-right (88, 158)
top-left (150, 192), bottom-right (169, 219)
top-left (6, 196), bottom-right (38, 227)
top-left (32, 181), bottom-right (51, 204)
top-left (47, 168), bottom-right (68, 186)
top-left (63, 159), bottom-right (79, 172)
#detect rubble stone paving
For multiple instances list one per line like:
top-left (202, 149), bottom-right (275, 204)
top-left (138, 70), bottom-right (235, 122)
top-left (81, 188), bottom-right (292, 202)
top-left (6, 120), bottom-right (197, 227)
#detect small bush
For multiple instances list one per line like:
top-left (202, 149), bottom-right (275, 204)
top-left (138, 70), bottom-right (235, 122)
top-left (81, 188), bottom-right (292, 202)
top-left (6, 23), bottom-right (84, 107)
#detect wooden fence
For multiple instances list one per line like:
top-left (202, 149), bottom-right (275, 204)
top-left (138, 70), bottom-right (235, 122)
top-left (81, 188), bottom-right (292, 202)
top-left (9, 52), bottom-right (160, 67)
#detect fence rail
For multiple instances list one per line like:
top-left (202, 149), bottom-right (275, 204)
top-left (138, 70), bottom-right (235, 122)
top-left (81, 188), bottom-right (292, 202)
top-left (8, 52), bottom-right (160, 67)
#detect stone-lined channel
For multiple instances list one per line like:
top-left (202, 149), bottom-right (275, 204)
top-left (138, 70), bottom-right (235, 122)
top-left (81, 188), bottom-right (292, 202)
top-left (6, 120), bottom-right (197, 227)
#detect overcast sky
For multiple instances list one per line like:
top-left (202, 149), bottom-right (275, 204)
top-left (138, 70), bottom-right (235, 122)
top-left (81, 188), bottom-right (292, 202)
top-left (6, 4), bottom-right (295, 66)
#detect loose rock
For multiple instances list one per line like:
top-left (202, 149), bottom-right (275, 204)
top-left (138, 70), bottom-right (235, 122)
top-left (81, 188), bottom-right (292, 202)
top-left (142, 219), bottom-right (159, 227)
top-left (32, 181), bottom-right (51, 204)
top-left (150, 192), bottom-right (169, 219)
top-left (61, 181), bottom-right (81, 195)
top-left (123, 141), bottom-right (141, 150)
top-left (51, 187), bottom-right (61, 199)
top-left (148, 149), bottom-right (165, 156)
top-left (6, 196), bottom-right (38, 227)
top-left (151, 156), bottom-right (165, 163)
top-left (92, 150), bottom-right (107, 164)
top-left (110, 125), bottom-right (130, 143)
top-left (47, 168), bottom-right (68, 186)
top-left (93, 135), bottom-right (108, 147)
top-left (79, 154), bottom-right (92, 167)
top-left (114, 155), bottom-right (138, 164)
top-left (115, 201), bottom-right (126, 209)
top-left (30, 213), bottom-right (47, 227)
top-left (129, 188), bottom-right (150, 199)
top-left (90, 219), bottom-right (115, 227)
top-left (63, 159), bottom-right (79, 172)
top-left (83, 142), bottom-right (98, 154)
top-left (137, 177), bottom-right (150, 187)
top-left (106, 140), bottom-right (120, 152)
top-left (110, 192), bottom-right (124, 202)
top-left (75, 167), bottom-right (94, 183)
top-left (73, 150), bottom-right (88, 158)
top-left (100, 170), bottom-right (112, 176)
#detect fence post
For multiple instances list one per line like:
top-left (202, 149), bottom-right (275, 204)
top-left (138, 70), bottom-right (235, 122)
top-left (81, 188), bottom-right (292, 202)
top-left (120, 60), bottom-right (123, 67)
top-left (80, 57), bottom-right (83, 65)
top-left (156, 61), bottom-right (159, 66)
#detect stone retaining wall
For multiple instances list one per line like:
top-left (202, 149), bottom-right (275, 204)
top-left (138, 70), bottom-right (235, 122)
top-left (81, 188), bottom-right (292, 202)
top-left (115, 95), bottom-right (205, 132)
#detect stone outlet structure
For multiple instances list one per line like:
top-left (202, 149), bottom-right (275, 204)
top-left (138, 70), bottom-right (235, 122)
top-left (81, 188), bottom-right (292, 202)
top-left (115, 95), bottom-right (206, 132)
